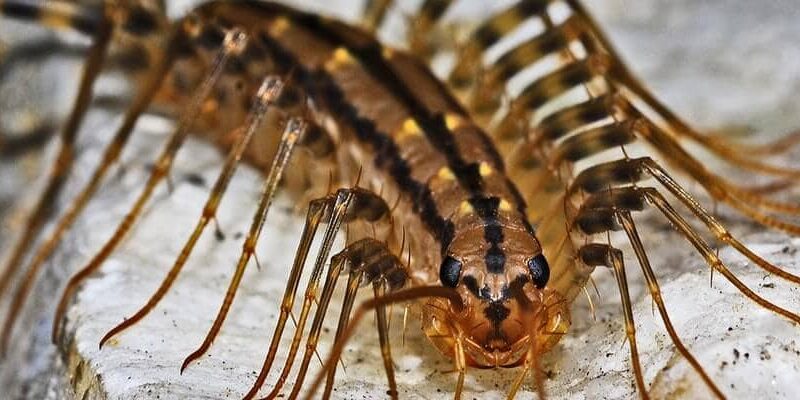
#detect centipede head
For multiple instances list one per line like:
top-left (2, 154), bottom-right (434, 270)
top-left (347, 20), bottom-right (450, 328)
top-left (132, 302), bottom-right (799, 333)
top-left (422, 212), bottom-right (570, 368)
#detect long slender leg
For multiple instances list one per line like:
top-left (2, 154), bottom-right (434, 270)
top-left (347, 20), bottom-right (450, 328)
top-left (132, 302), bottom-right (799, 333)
top-left (616, 212), bottom-right (725, 399)
top-left (241, 197), bottom-right (331, 400)
top-left (252, 190), bottom-right (386, 398)
top-left (1, 21), bottom-right (184, 349)
top-left (98, 76), bottom-right (286, 348)
top-left (321, 268), bottom-right (364, 399)
top-left (641, 190), bottom-right (800, 325)
top-left (51, 28), bottom-right (247, 344)
top-left (639, 160), bottom-right (800, 284)
top-left (574, 187), bottom-right (800, 325)
top-left (571, 159), bottom-right (800, 286)
top-left (372, 280), bottom-right (398, 399)
top-left (0, 8), bottom-right (113, 355)
top-left (243, 188), bottom-right (395, 399)
top-left (361, 0), bottom-right (393, 32)
top-left (179, 112), bottom-right (306, 372)
top-left (562, 0), bottom-right (800, 170)
top-left (606, 244), bottom-right (649, 399)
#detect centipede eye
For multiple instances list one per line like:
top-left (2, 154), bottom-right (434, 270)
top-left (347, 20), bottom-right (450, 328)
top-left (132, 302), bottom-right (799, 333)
top-left (439, 256), bottom-right (463, 288)
top-left (527, 254), bottom-right (550, 289)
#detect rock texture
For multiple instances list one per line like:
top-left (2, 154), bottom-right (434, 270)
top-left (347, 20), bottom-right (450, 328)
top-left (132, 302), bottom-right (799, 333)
top-left (1, 0), bottom-right (800, 399)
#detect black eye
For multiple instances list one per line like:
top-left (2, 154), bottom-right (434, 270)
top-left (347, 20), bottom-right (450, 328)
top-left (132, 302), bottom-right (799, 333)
top-left (439, 256), bottom-right (463, 288)
top-left (527, 254), bottom-right (550, 289)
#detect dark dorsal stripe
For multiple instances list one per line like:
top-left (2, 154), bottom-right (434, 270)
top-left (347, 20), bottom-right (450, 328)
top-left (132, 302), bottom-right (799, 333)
top-left (257, 29), bottom-right (456, 250)
top-left (470, 196), bottom-right (506, 274)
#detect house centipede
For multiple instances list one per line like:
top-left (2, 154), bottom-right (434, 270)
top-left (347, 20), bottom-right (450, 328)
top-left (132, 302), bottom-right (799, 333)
top-left (1, 0), bottom-right (799, 399)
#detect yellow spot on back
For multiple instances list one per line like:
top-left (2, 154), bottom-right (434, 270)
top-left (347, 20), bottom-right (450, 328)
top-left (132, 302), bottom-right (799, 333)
top-left (270, 16), bottom-right (291, 36)
top-left (457, 201), bottom-right (474, 217)
top-left (325, 47), bottom-right (357, 71)
top-left (444, 113), bottom-right (465, 131)
top-left (382, 46), bottom-right (396, 59)
top-left (479, 162), bottom-right (493, 177)
top-left (499, 198), bottom-right (513, 212)
top-left (436, 167), bottom-right (455, 181)
top-left (395, 118), bottom-right (423, 141)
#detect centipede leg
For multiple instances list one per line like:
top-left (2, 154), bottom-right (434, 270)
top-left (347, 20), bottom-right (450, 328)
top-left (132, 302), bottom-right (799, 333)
top-left (180, 108), bottom-right (305, 373)
top-left (361, 0), bottom-right (392, 32)
top-left (615, 212), bottom-right (725, 399)
top-left (3, 21), bottom-right (183, 349)
top-left (606, 244), bottom-right (648, 399)
top-left (249, 190), bottom-right (394, 399)
top-left (321, 267), bottom-right (364, 399)
top-left (575, 186), bottom-right (800, 325)
top-left (638, 159), bottom-right (800, 285)
top-left (0, 7), bottom-right (113, 354)
top-left (641, 190), bottom-right (800, 325)
top-left (98, 76), bottom-right (287, 348)
top-left (0, 122), bottom-right (58, 158)
top-left (51, 28), bottom-right (247, 344)
top-left (561, 0), bottom-right (800, 170)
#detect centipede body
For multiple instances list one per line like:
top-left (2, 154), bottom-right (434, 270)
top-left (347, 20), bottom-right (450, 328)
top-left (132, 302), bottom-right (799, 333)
top-left (1, 0), bottom-right (799, 399)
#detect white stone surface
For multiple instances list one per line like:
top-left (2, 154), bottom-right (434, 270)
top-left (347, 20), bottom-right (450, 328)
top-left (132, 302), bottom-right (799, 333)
top-left (2, 1), bottom-right (800, 399)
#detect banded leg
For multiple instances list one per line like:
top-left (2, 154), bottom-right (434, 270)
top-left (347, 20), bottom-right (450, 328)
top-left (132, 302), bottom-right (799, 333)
top-left (241, 188), bottom-right (394, 399)
top-left (579, 243), bottom-right (648, 398)
top-left (178, 107), bottom-right (309, 373)
top-left (0, 18), bottom-right (189, 349)
top-left (573, 186), bottom-right (800, 321)
top-left (51, 28), bottom-right (247, 344)
top-left (558, 0), bottom-right (800, 176)
top-left (0, 4), bottom-right (113, 354)
top-left (98, 76), bottom-right (287, 348)
top-left (0, 122), bottom-right (58, 158)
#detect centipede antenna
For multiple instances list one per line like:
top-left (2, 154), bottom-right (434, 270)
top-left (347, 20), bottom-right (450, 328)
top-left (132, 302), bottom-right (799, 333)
top-left (0, 8), bottom-right (113, 355)
top-left (181, 114), bottom-right (305, 373)
top-left (53, 27), bottom-right (247, 345)
top-left (617, 212), bottom-right (725, 399)
top-left (305, 286), bottom-right (464, 400)
top-left (98, 76), bottom-right (285, 349)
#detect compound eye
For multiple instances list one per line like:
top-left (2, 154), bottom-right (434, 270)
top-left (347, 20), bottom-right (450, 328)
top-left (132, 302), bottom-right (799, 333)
top-left (527, 254), bottom-right (550, 289)
top-left (439, 256), bottom-right (463, 288)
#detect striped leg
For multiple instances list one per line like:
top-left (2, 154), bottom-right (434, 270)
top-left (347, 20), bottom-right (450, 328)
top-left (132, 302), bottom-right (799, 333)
top-left (0, 3), bottom-right (113, 355)
top-left (98, 75), bottom-right (287, 348)
top-left (571, 181), bottom-right (800, 398)
top-left (240, 187), bottom-right (397, 399)
top-left (179, 104), bottom-right (307, 373)
top-left (50, 27), bottom-right (247, 344)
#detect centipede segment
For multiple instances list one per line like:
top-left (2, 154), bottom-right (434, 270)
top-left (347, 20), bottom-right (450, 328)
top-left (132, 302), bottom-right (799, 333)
top-left (0, 1), bottom-right (798, 399)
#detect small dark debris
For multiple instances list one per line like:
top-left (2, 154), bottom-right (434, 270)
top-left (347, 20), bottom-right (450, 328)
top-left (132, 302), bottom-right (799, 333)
top-left (184, 173), bottom-right (206, 187)
top-left (760, 282), bottom-right (776, 289)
